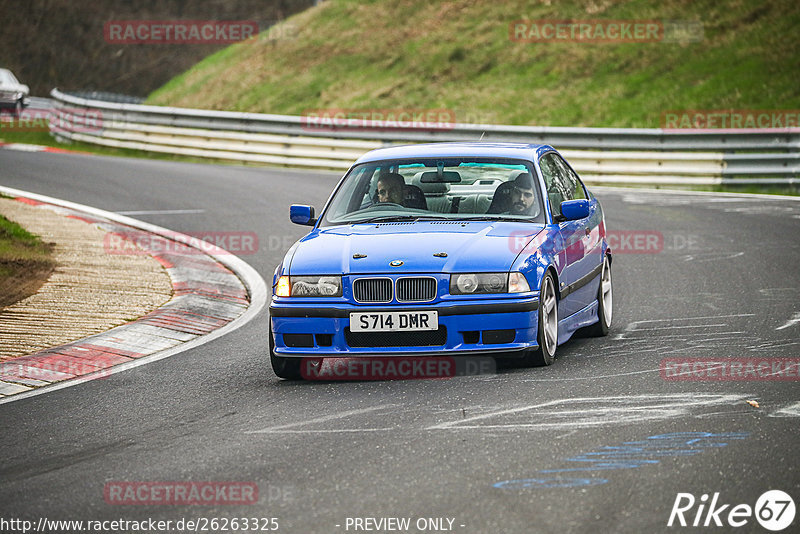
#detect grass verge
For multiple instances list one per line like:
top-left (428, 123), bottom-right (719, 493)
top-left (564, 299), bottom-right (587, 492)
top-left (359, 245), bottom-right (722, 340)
top-left (147, 0), bottom-right (800, 129)
top-left (0, 208), bottom-right (56, 309)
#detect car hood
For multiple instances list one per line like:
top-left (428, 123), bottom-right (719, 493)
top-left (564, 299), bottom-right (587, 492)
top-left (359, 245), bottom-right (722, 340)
top-left (288, 222), bottom-right (545, 274)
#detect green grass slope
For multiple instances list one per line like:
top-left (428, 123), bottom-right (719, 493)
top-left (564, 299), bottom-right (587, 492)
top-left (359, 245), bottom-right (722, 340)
top-left (147, 0), bottom-right (799, 128)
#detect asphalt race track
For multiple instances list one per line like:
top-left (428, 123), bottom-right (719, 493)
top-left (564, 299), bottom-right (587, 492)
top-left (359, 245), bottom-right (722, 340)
top-left (1, 149), bottom-right (799, 533)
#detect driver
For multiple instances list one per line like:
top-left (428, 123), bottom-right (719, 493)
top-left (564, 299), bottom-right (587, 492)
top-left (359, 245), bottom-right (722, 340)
top-left (376, 173), bottom-right (405, 204)
top-left (507, 173), bottom-right (537, 215)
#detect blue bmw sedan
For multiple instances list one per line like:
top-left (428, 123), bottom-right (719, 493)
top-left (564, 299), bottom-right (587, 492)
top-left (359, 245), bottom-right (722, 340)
top-left (269, 142), bottom-right (612, 379)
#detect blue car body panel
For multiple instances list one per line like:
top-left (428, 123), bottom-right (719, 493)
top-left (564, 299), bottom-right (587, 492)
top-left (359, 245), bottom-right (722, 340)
top-left (287, 222), bottom-right (546, 275)
top-left (270, 142), bottom-right (610, 358)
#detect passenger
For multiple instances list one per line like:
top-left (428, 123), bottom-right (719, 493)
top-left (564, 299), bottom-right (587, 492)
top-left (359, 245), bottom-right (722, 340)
top-left (375, 173), bottom-right (405, 204)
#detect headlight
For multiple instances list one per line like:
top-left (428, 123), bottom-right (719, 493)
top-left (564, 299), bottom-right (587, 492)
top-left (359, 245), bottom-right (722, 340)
top-left (450, 273), bottom-right (509, 294)
top-left (449, 272), bottom-right (530, 294)
top-left (454, 273), bottom-right (479, 293)
top-left (276, 275), bottom-right (342, 297)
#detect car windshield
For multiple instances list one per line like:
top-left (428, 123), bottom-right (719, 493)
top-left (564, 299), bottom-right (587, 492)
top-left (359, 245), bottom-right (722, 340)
top-left (0, 70), bottom-right (16, 85)
top-left (320, 157), bottom-right (546, 226)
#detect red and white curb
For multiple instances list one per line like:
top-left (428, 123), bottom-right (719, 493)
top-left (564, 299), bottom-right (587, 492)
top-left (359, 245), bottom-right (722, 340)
top-left (0, 142), bottom-right (90, 155)
top-left (0, 185), bottom-right (267, 404)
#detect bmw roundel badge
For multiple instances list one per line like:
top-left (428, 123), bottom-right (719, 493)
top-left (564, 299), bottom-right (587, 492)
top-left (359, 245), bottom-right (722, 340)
top-left (389, 260), bottom-right (404, 267)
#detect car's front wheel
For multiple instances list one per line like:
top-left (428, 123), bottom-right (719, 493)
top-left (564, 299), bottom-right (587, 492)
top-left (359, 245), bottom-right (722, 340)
top-left (522, 270), bottom-right (558, 367)
top-left (269, 325), bottom-right (302, 380)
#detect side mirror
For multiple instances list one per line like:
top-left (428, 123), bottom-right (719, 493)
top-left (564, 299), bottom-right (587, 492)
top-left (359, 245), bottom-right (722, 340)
top-left (290, 204), bottom-right (316, 226)
top-left (560, 199), bottom-right (590, 221)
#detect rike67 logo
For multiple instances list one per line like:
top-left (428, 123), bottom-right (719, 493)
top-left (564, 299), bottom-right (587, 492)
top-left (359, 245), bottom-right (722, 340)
top-left (668, 490), bottom-right (795, 531)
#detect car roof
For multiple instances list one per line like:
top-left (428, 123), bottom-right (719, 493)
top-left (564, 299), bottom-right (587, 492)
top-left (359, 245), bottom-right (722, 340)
top-left (353, 142), bottom-right (556, 164)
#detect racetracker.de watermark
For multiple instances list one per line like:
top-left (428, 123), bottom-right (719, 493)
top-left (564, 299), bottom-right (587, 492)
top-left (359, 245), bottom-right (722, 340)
top-left (509, 19), bottom-right (703, 43)
top-left (104, 482), bottom-right (258, 505)
top-left (0, 358), bottom-right (113, 382)
top-left (104, 20), bottom-right (258, 44)
top-left (0, 108), bottom-right (103, 133)
top-left (300, 356), bottom-right (495, 381)
top-left (103, 231), bottom-right (259, 256)
top-left (662, 110), bottom-right (800, 131)
top-left (660, 358), bottom-right (800, 381)
top-left (507, 230), bottom-right (699, 254)
top-left (301, 108), bottom-right (457, 132)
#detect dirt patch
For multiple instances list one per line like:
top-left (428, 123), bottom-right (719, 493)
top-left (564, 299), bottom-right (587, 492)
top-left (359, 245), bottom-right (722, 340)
top-left (0, 209), bottom-right (57, 309)
top-left (0, 258), bottom-right (56, 309)
top-left (0, 197), bottom-right (173, 360)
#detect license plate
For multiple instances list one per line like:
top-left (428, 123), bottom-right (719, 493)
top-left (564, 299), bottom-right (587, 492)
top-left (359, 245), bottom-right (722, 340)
top-left (350, 311), bottom-right (438, 332)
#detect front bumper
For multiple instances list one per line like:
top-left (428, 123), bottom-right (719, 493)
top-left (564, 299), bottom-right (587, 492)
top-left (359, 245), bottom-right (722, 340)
top-left (269, 296), bottom-right (540, 357)
top-left (0, 93), bottom-right (25, 107)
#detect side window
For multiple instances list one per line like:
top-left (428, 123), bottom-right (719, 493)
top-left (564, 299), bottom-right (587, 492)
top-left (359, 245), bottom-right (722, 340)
top-left (539, 153), bottom-right (571, 219)
top-left (539, 152), bottom-right (589, 221)
top-left (552, 155), bottom-right (587, 200)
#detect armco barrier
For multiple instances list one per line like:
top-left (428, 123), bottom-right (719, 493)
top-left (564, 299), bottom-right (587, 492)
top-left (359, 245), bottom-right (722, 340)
top-left (49, 89), bottom-right (799, 186)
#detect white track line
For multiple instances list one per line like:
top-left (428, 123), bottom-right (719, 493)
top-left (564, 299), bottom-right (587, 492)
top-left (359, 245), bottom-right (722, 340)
top-left (776, 312), bottom-right (800, 331)
top-left (769, 402), bottom-right (800, 418)
top-left (427, 393), bottom-right (748, 431)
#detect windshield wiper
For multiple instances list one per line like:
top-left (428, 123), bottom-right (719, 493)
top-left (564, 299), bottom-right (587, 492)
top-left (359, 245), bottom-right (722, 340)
top-left (456, 216), bottom-right (537, 223)
top-left (355, 215), bottom-right (451, 224)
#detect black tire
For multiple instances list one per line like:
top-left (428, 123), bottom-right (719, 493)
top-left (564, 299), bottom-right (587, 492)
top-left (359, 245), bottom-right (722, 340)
top-left (522, 270), bottom-right (558, 367)
top-left (585, 255), bottom-right (612, 337)
top-left (269, 325), bottom-right (302, 380)
top-left (14, 100), bottom-right (22, 118)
